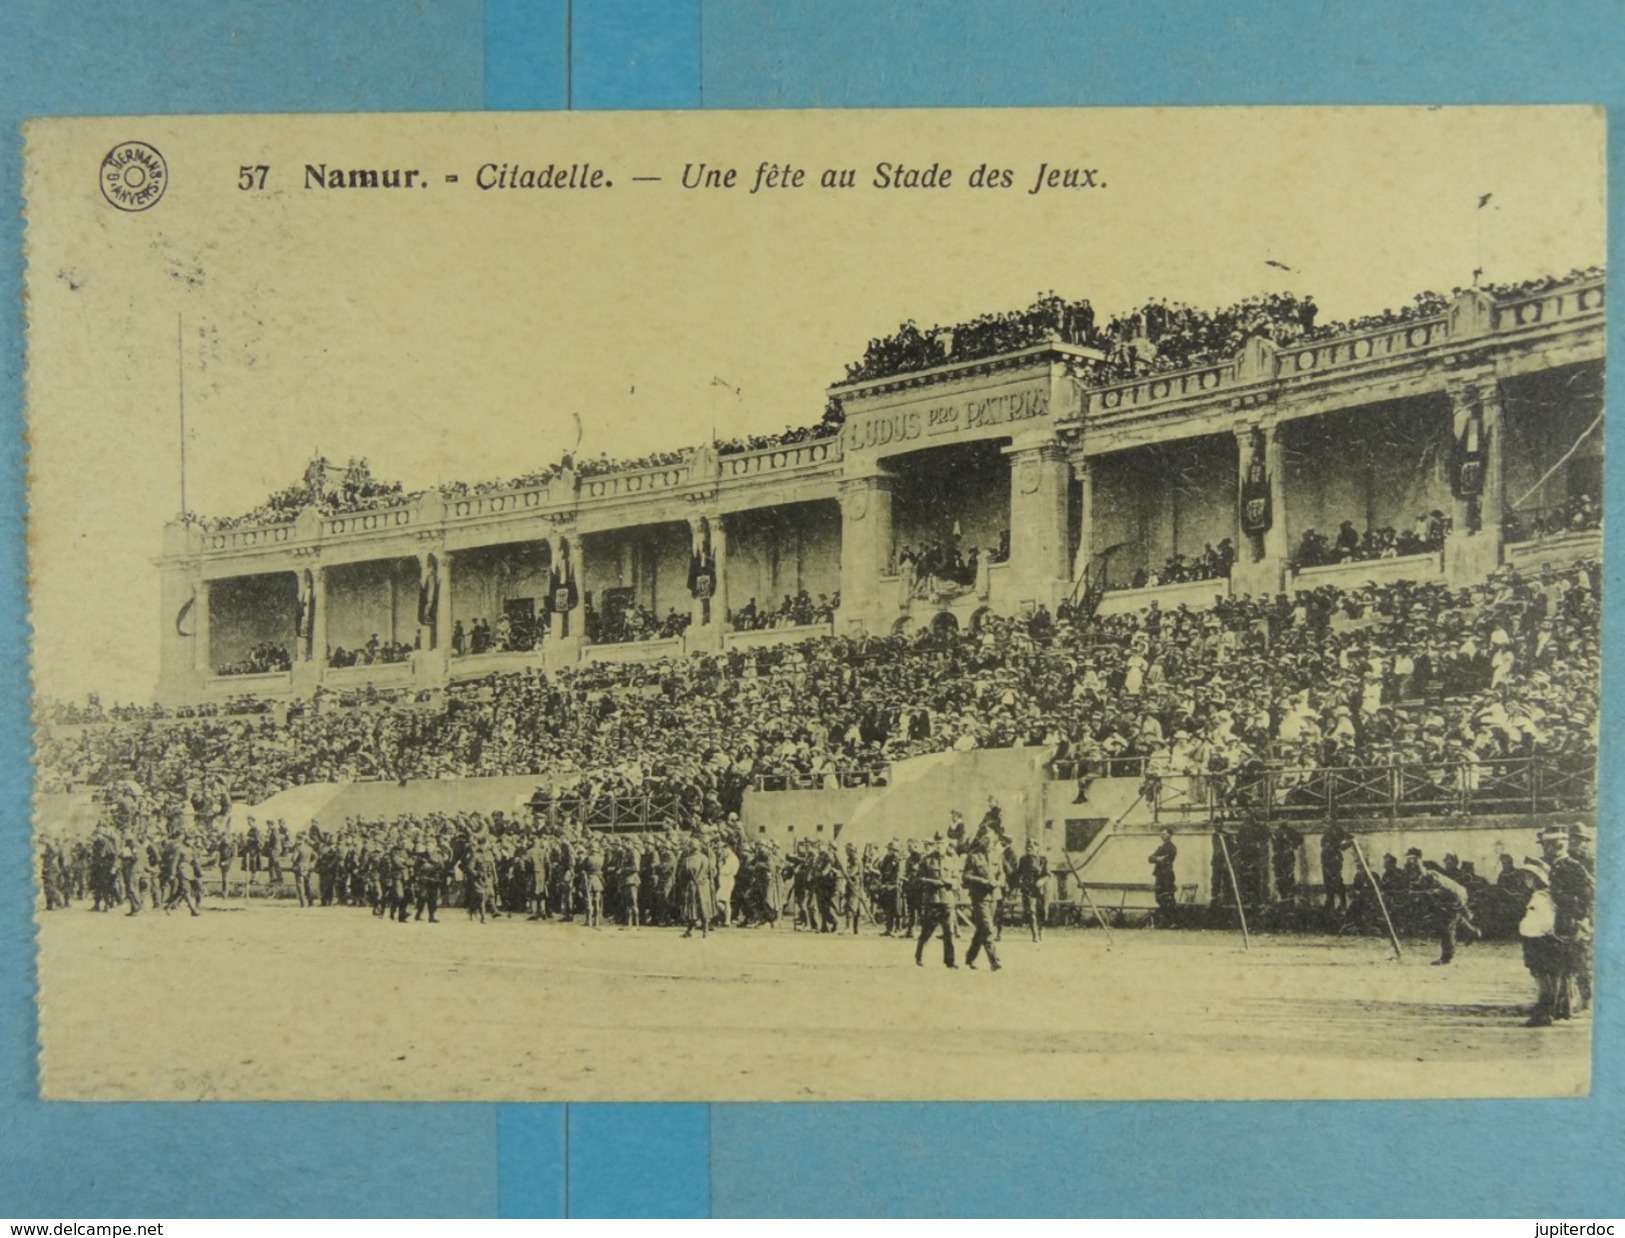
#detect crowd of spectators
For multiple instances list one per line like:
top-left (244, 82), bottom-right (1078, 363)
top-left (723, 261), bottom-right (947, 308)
top-left (1292, 513), bottom-right (1451, 570)
top-left (839, 286), bottom-right (1476, 389)
top-left (1480, 266), bottom-right (1605, 300)
top-left (201, 456), bottom-right (424, 531)
top-left (452, 614), bottom-right (544, 656)
top-left (36, 556), bottom-right (1599, 839)
top-left (195, 273), bottom-right (1605, 533)
top-left (896, 536), bottom-right (1011, 599)
top-left (729, 591), bottom-right (839, 631)
top-left (216, 643), bottom-right (292, 677)
top-left (439, 463), bottom-right (564, 499)
top-left (328, 636), bottom-right (415, 669)
top-left (585, 601), bottom-right (691, 645)
top-left (1502, 495), bottom-right (1602, 544)
top-left (1119, 540), bottom-right (1236, 592)
top-left (715, 421), bottom-right (841, 456)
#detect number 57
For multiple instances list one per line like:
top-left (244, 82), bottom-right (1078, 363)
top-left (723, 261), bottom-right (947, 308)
top-left (237, 165), bottom-right (270, 190)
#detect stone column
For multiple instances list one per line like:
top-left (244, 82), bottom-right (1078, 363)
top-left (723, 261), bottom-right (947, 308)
top-left (1232, 422), bottom-right (1289, 599)
top-left (837, 470), bottom-right (895, 633)
top-left (435, 552), bottom-right (453, 654)
top-left (547, 532), bottom-right (583, 669)
top-left (292, 562), bottom-right (327, 692)
top-left (712, 517), bottom-right (730, 626)
top-left (686, 514), bottom-right (727, 652)
top-left (412, 547), bottom-right (452, 688)
top-left (155, 561), bottom-right (200, 704)
top-left (309, 567), bottom-right (327, 666)
top-left (1005, 440), bottom-right (1071, 613)
top-left (1444, 380), bottom-right (1504, 583)
top-left (193, 578), bottom-right (213, 676)
top-left (1068, 454), bottom-right (1094, 590)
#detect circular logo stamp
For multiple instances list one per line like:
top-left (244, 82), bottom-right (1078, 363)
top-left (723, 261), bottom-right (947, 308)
top-left (99, 141), bottom-right (168, 212)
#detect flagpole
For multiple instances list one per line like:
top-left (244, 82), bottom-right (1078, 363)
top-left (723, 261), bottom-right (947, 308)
top-left (177, 311), bottom-right (187, 517)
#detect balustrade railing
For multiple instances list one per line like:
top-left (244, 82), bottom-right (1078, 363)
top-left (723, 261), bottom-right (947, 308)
top-left (1047, 755), bottom-right (1592, 822)
top-left (446, 485), bottom-right (552, 520)
top-left (720, 436), bottom-right (842, 478)
top-left (579, 461), bottom-right (690, 500)
top-left (1492, 280), bottom-right (1605, 330)
top-left (202, 524), bottom-right (295, 552)
top-left (322, 506), bottom-right (415, 537)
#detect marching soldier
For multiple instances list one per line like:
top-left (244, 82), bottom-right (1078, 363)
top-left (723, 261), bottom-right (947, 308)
top-left (961, 836), bottom-right (1002, 971)
top-left (914, 833), bottom-right (958, 969)
top-left (162, 834), bottom-right (202, 916)
top-left (121, 833), bottom-right (151, 915)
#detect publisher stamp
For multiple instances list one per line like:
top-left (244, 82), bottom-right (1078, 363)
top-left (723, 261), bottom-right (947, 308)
top-left (98, 141), bottom-right (168, 212)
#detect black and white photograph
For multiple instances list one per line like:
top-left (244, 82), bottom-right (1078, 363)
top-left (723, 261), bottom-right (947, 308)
top-left (24, 105), bottom-right (1603, 1101)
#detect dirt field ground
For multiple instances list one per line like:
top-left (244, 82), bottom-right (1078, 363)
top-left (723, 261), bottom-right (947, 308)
top-left (35, 901), bottom-right (1588, 1101)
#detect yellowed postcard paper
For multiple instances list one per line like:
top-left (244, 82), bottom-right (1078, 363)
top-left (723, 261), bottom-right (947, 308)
top-left (26, 107), bottom-right (1602, 1100)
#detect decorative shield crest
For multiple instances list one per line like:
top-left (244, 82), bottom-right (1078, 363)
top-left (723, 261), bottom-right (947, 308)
top-left (1017, 458), bottom-right (1041, 495)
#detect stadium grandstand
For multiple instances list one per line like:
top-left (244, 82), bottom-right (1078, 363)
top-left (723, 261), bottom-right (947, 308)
top-left (37, 269), bottom-right (1604, 912)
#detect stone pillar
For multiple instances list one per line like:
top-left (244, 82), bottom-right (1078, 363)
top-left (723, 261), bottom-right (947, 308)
top-left (155, 562), bottom-right (200, 703)
top-left (310, 567), bottom-right (327, 666)
top-left (292, 563), bottom-right (327, 692)
top-left (193, 578), bottom-right (213, 677)
top-left (712, 518), bottom-right (729, 627)
top-left (547, 532), bottom-right (583, 669)
top-left (1232, 423), bottom-right (1289, 599)
top-left (837, 470), bottom-right (895, 633)
top-left (435, 552), bottom-right (453, 654)
top-left (412, 547), bottom-right (451, 688)
top-left (1068, 454), bottom-right (1094, 589)
top-left (685, 514), bottom-right (728, 652)
top-left (1005, 440), bottom-right (1071, 613)
top-left (1444, 380), bottom-right (1504, 583)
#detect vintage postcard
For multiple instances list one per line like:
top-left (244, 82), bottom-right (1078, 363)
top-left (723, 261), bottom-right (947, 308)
top-left (25, 106), bottom-right (1602, 1101)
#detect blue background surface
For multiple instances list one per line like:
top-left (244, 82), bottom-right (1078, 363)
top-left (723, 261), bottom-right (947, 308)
top-left (1, 0), bottom-right (1621, 1218)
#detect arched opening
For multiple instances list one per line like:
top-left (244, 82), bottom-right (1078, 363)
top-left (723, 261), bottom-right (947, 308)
top-left (930, 610), bottom-right (960, 637)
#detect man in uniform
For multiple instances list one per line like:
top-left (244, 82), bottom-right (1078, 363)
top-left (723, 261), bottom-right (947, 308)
top-left (162, 834), bottom-right (202, 916)
top-left (1148, 827), bottom-right (1178, 928)
top-left (1320, 822), bottom-right (1353, 916)
top-left (1017, 839), bottom-right (1053, 942)
top-left (902, 839), bottom-right (925, 935)
top-left (961, 835), bottom-right (1002, 971)
top-left (914, 833), bottom-right (959, 969)
top-left (1271, 824), bottom-right (1304, 904)
top-left (1542, 824), bottom-right (1594, 1020)
top-left (676, 831), bottom-right (717, 938)
top-left (413, 833), bottom-right (444, 923)
top-left (1569, 821), bottom-right (1596, 1013)
top-left (878, 841), bottom-right (904, 936)
top-left (292, 828), bottom-right (316, 908)
top-left (1420, 858), bottom-right (1476, 965)
top-left (121, 832), bottom-right (151, 915)
top-left (580, 841), bottom-right (605, 928)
